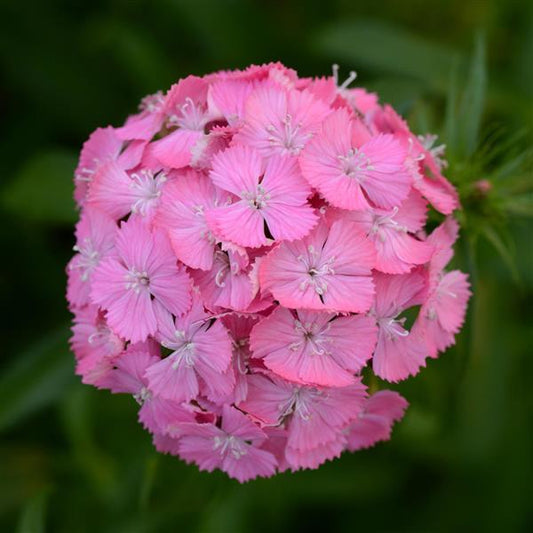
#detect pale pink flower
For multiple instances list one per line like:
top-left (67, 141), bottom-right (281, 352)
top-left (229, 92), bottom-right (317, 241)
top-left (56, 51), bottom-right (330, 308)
top-left (300, 108), bottom-right (411, 210)
top-left (144, 295), bottom-right (233, 403)
top-left (206, 145), bottom-right (317, 247)
top-left (239, 373), bottom-right (366, 470)
top-left (103, 346), bottom-right (196, 434)
top-left (249, 308), bottom-right (377, 386)
top-left (69, 304), bottom-right (124, 384)
top-left (329, 190), bottom-right (433, 274)
top-left (234, 85), bottom-right (330, 156)
top-left (88, 161), bottom-right (167, 221)
top-left (68, 63), bottom-right (470, 481)
top-left (90, 216), bottom-right (192, 343)
top-left (259, 220), bottom-right (375, 313)
top-left (414, 219), bottom-right (471, 357)
top-left (151, 76), bottom-right (214, 169)
top-left (154, 170), bottom-right (229, 271)
top-left (371, 271), bottom-right (428, 382)
top-left (345, 390), bottom-right (408, 451)
top-left (221, 314), bottom-right (260, 404)
top-left (67, 207), bottom-right (117, 308)
top-left (178, 405), bottom-right (277, 482)
top-left (191, 247), bottom-right (257, 312)
top-left (74, 127), bottom-right (123, 205)
top-left (371, 105), bottom-right (458, 214)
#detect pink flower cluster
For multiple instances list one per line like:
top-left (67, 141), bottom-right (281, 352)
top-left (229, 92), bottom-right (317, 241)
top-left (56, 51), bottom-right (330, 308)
top-left (67, 63), bottom-right (471, 482)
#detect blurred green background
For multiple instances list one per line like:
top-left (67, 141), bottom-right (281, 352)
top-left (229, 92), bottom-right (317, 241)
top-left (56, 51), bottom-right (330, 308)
top-left (1, 1), bottom-right (532, 531)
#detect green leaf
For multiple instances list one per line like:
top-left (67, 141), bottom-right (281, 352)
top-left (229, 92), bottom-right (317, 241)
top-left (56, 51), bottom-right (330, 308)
top-left (457, 34), bottom-right (487, 158)
top-left (0, 326), bottom-right (74, 432)
top-left (316, 19), bottom-right (462, 92)
top-left (1, 150), bottom-right (77, 225)
top-left (16, 489), bottom-right (49, 533)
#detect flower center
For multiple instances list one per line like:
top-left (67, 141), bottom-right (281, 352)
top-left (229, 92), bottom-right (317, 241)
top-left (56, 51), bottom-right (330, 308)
top-left (129, 170), bottom-right (166, 216)
top-left (338, 148), bottom-right (374, 180)
top-left (213, 434), bottom-right (248, 459)
top-left (289, 319), bottom-right (331, 355)
top-left (169, 97), bottom-right (210, 132)
top-left (242, 184), bottom-right (270, 210)
top-left (71, 238), bottom-right (100, 281)
top-left (125, 268), bottom-right (151, 293)
top-left (267, 114), bottom-right (309, 155)
top-left (378, 317), bottom-right (409, 340)
top-left (297, 245), bottom-right (335, 296)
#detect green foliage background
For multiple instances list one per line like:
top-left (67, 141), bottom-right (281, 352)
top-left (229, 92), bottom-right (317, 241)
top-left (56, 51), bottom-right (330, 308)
top-left (1, 1), bottom-right (531, 531)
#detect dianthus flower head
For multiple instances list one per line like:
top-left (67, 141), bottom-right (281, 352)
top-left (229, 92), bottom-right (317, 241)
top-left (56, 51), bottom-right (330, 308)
top-left (67, 62), bottom-right (470, 482)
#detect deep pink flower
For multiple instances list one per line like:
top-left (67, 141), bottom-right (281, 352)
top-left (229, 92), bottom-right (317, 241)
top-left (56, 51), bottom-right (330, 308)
top-left (90, 216), bottom-right (192, 343)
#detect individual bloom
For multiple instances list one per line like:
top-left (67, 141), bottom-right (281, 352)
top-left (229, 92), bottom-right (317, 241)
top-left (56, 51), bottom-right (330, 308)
top-left (371, 271), bottom-right (428, 382)
top-left (207, 79), bottom-right (253, 127)
top-left (144, 295), bottom-right (233, 403)
top-left (90, 217), bottom-right (192, 343)
top-left (345, 390), bottom-right (408, 451)
top-left (70, 305), bottom-right (124, 380)
top-left (249, 308), bottom-right (377, 387)
top-left (177, 405), bottom-right (277, 482)
top-left (191, 247), bottom-right (256, 312)
top-left (115, 90), bottom-right (167, 141)
top-left (234, 84), bottom-right (330, 156)
top-left (411, 218), bottom-right (471, 357)
top-left (66, 207), bottom-right (117, 307)
top-left (87, 161), bottom-right (167, 221)
top-left (259, 220), bottom-right (375, 313)
top-left (415, 271), bottom-right (471, 357)
top-left (331, 190), bottom-right (433, 274)
top-left (221, 314), bottom-right (260, 404)
top-left (239, 374), bottom-right (367, 470)
top-left (154, 170), bottom-right (229, 271)
top-left (151, 76), bottom-right (215, 169)
top-left (74, 127), bottom-right (123, 205)
top-left (300, 107), bottom-right (411, 211)
top-left (103, 346), bottom-right (196, 434)
top-left (371, 105), bottom-right (458, 214)
top-left (205, 145), bottom-right (317, 248)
